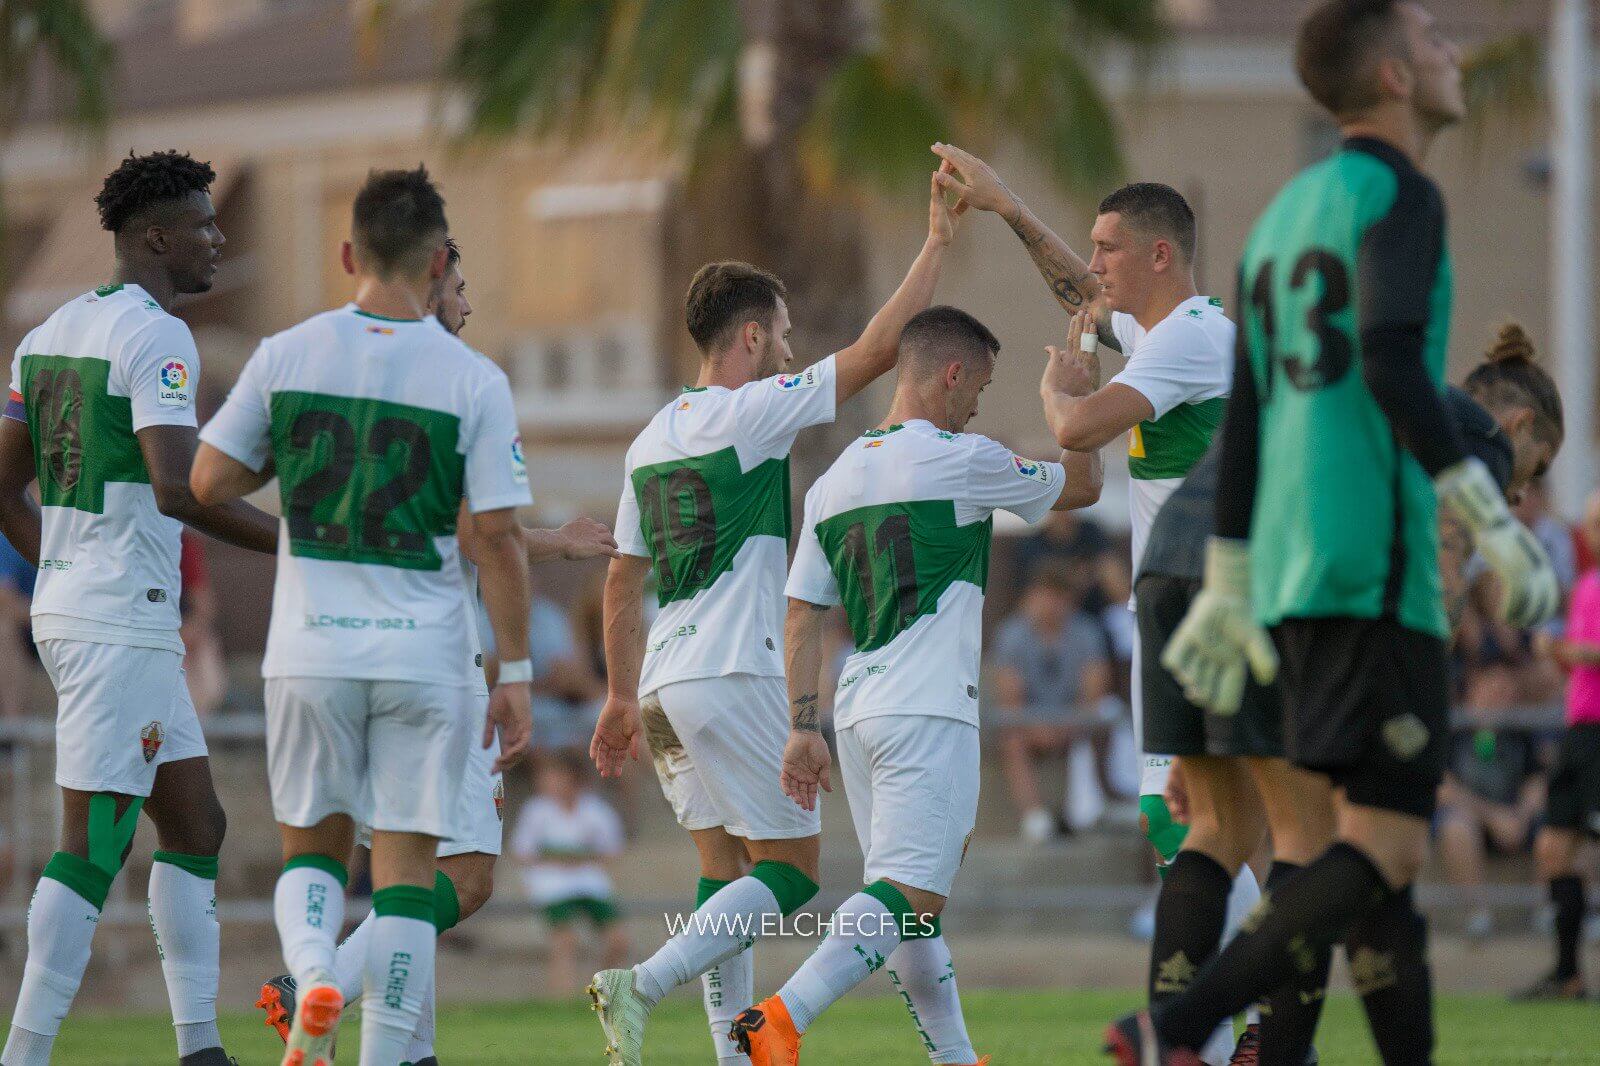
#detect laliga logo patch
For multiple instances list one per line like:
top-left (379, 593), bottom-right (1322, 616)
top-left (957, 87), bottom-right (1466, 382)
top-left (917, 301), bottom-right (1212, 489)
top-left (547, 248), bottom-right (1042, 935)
top-left (510, 434), bottom-right (528, 485)
top-left (140, 720), bottom-right (165, 763)
top-left (492, 779), bottom-right (505, 821)
top-left (1012, 454), bottom-right (1049, 483)
top-left (157, 359), bottom-right (191, 408)
top-left (772, 365), bottom-right (820, 393)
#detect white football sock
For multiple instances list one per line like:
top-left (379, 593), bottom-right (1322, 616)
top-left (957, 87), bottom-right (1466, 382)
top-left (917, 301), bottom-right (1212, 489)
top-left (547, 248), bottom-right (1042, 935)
top-left (148, 854), bottom-right (222, 1053)
top-left (335, 910), bottom-right (376, 1002)
top-left (886, 936), bottom-right (976, 1065)
top-left (778, 891), bottom-right (904, 1034)
top-left (634, 876), bottom-right (781, 1007)
top-left (360, 914), bottom-right (436, 1066)
top-left (273, 861), bottom-right (345, 985)
top-left (1197, 865), bottom-right (1264, 1065)
top-left (8, 874), bottom-right (103, 1060)
top-left (702, 945), bottom-right (753, 1062)
top-left (403, 975), bottom-right (437, 1063)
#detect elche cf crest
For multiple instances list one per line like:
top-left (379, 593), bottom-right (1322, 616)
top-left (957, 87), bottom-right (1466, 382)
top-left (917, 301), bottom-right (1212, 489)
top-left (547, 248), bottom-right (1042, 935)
top-left (140, 720), bottom-right (165, 763)
top-left (493, 779), bottom-right (505, 821)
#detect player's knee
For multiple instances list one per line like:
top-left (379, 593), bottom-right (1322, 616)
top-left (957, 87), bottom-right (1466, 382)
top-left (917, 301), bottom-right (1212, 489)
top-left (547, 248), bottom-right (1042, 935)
top-left (452, 866), bottom-right (494, 920)
top-left (1534, 828), bottom-right (1577, 878)
top-left (50, 792), bottom-right (146, 907)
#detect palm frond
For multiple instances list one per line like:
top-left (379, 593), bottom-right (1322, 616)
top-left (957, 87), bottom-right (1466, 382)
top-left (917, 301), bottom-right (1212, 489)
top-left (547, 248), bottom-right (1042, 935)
top-left (800, 53), bottom-right (950, 195)
top-left (1, 0), bottom-right (115, 136)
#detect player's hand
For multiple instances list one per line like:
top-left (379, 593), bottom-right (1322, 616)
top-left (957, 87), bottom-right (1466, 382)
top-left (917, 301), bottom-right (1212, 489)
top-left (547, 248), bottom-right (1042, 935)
top-left (928, 163), bottom-right (968, 246)
top-left (1161, 537), bottom-right (1279, 715)
top-left (1436, 458), bottom-right (1561, 628)
top-left (487, 681), bottom-right (532, 774)
top-left (1043, 311), bottom-right (1101, 399)
top-left (555, 516), bottom-right (621, 561)
top-left (1164, 762), bottom-right (1190, 826)
top-left (590, 695), bottom-right (642, 778)
top-left (780, 729), bottom-right (833, 812)
top-left (931, 142), bottom-right (1016, 216)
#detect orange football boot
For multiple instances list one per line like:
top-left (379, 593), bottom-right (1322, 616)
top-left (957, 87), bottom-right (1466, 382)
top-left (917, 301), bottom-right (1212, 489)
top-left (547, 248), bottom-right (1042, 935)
top-left (729, 995), bottom-right (803, 1066)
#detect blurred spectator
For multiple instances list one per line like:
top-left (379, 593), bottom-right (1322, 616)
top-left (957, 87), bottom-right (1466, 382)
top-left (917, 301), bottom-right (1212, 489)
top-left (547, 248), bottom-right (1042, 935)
top-left (1515, 479), bottom-right (1579, 597)
top-left (178, 531), bottom-right (227, 716)
top-left (1521, 490), bottom-right (1600, 1000)
top-left (991, 562), bottom-right (1112, 843)
top-left (1094, 552), bottom-right (1142, 801)
top-left (1014, 509), bottom-right (1112, 612)
top-left (511, 752), bottom-right (629, 996)
top-left (482, 582), bottom-right (607, 753)
top-left (0, 532), bottom-right (36, 720)
top-left (572, 568), bottom-right (609, 680)
top-left (1435, 697), bottom-right (1548, 941)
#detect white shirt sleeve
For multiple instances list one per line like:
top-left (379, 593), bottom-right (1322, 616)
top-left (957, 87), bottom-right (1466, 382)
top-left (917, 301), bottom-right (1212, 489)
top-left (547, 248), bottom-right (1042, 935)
top-left (784, 485), bottom-right (842, 607)
top-left (613, 460), bottom-right (650, 559)
top-left (1110, 312), bottom-right (1139, 354)
top-left (122, 316), bottom-right (200, 432)
top-left (734, 355), bottom-right (839, 461)
top-left (960, 436), bottom-right (1064, 527)
top-left (198, 342), bottom-right (272, 472)
top-left (462, 366), bottom-right (534, 514)
top-left (1109, 315), bottom-right (1232, 421)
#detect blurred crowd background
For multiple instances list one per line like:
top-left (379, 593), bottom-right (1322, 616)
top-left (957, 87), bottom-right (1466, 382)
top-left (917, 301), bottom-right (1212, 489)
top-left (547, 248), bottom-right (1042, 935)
top-left (1, 0), bottom-right (1598, 1000)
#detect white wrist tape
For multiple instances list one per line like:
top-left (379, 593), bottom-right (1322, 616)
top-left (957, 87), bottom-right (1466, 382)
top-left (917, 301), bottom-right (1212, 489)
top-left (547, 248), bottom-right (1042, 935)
top-left (497, 658), bottom-right (534, 684)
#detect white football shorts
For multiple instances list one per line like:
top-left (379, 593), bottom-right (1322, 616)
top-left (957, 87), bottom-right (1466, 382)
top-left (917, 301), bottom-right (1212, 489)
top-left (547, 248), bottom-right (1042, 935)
top-left (644, 672), bottom-right (820, 840)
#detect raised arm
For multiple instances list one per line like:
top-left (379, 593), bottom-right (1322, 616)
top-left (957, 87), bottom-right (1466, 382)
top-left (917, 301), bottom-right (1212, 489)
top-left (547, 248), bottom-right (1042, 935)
top-left (832, 169), bottom-right (963, 403)
top-left (779, 596), bottom-right (833, 812)
top-left (591, 553), bottom-right (650, 777)
top-left (932, 143), bottom-right (1119, 351)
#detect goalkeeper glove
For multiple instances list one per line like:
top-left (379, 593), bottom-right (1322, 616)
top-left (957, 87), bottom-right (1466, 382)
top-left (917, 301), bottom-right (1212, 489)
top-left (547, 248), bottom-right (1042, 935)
top-left (1436, 457), bottom-right (1560, 628)
top-left (1160, 537), bottom-right (1278, 715)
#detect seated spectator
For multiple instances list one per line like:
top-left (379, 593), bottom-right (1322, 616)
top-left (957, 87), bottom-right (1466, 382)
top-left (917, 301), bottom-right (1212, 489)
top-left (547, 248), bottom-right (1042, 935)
top-left (1014, 508), bottom-right (1112, 612)
top-left (991, 562), bottom-right (1112, 842)
top-left (1435, 691), bottom-right (1549, 941)
top-left (0, 532), bottom-right (36, 721)
top-left (511, 752), bottom-right (629, 996)
top-left (178, 531), bottom-right (227, 716)
top-left (482, 581), bottom-right (607, 753)
top-left (1094, 552), bottom-right (1141, 801)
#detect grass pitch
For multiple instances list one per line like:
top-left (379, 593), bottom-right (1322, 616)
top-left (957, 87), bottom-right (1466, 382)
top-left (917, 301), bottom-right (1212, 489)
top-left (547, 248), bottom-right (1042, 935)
top-left (48, 989), bottom-right (1600, 1064)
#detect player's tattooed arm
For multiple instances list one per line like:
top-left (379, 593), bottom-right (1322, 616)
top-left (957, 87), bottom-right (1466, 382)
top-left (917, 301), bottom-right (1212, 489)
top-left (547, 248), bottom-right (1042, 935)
top-left (932, 143), bottom-right (1119, 351)
top-left (0, 417), bottom-right (41, 565)
top-left (781, 597), bottom-right (833, 810)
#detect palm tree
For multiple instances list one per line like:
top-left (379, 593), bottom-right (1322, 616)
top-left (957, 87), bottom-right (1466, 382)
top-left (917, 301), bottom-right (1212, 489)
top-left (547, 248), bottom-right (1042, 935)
top-left (442, 0), bottom-right (1166, 387)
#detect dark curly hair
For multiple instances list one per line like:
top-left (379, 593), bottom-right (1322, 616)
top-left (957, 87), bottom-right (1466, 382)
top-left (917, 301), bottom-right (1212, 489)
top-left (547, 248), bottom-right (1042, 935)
top-left (95, 150), bottom-right (217, 233)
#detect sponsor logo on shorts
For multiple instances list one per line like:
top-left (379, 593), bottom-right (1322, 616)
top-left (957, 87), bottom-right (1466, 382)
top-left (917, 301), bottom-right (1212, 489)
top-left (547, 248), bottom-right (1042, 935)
top-left (146, 588), bottom-right (168, 603)
top-left (156, 359), bottom-right (191, 408)
top-left (492, 779), bottom-right (505, 822)
top-left (140, 720), bottom-right (165, 763)
top-left (1382, 713), bottom-right (1430, 761)
top-left (1011, 454), bottom-right (1050, 483)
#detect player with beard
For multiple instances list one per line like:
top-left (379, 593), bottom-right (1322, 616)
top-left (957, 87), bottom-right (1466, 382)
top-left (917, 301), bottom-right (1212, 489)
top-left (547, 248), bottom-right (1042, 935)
top-left (253, 238), bottom-right (618, 1065)
top-left (586, 171), bottom-right (962, 1066)
top-left (0, 150), bottom-right (280, 1066)
top-left (1109, 3), bottom-right (1560, 1062)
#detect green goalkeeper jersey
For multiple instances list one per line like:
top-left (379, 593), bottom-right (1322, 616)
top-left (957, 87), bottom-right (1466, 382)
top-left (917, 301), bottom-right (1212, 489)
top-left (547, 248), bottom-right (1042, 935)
top-left (1236, 137), bottom-right (1453, 638)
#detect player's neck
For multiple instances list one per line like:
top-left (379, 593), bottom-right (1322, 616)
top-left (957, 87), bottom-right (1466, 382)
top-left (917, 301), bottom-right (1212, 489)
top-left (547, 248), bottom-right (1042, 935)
top-left (352, 275), bottom-right (432, 322)
top-left (883, 391), bottom-right (949, 433)
top-left (1340, 107), bottom-right (1434, 167)
top-left (109, 261), bottom-right (175, 311)
top-left (1131, 279), bottom-right (1199, 332)
top-left (695, 349), bottom-right (757, 390)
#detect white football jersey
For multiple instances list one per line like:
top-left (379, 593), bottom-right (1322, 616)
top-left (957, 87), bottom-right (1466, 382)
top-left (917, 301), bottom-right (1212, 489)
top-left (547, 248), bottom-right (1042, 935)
top-left (1108, 296), bottom-right (1233, 581)
top-left (615, 356), bottom-right (837, 696)
top-left (6, 284), bottom-right (201, 653)
top-left (510, 793), bottom-right (624, 905)
top-left (200, 305), bottom-right (530, 686)
top-left (786, 419), bottom-right (1064, 729)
